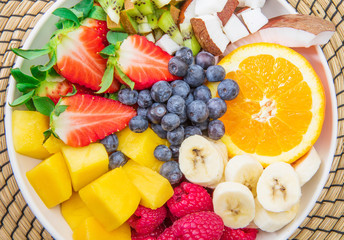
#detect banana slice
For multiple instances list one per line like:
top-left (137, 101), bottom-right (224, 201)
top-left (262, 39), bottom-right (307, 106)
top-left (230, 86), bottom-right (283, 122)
top-left (213, 182), bottom-right (255, 229)
top-left (257, 162), bottom-right (301, 212)
top-left (225, 155), bottom-right (263, 197)
top-left (292, 147), bottom-right (321, 186)
top-left (254, 198), bottom-right (299, 232)
top-left (179, 135), bottom-right (224, 187)
top-left (206, 137), bottom-right (229, 166)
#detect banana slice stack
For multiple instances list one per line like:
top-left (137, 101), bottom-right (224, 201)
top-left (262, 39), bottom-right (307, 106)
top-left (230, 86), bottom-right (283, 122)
top-left (179, 136), bottom-right (322, 233)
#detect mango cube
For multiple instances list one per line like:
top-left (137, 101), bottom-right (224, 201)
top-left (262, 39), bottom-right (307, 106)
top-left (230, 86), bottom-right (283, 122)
top-left (73, 217), bottom-right (131, 240)
top-left (61, 143), bottom-right (109, 191)
top-left (26, 152), bottom-right (72, 208)
top-left (12, 110), bottom-right (50, 159)
top-left (117, 127), bottom-right (169, 171)
top-left (123, 160), bottom-right (174, 209)
top-left (61, 192), bottom-right (93, 230)
top-left (43, 135), bottom-right (66, 154)
top-left (79, 167), bottom-right (140, 231)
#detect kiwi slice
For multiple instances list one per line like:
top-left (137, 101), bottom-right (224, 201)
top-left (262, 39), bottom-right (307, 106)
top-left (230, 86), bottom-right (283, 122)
top-left (145, 33), bottom-right (156, 42)
top-left (179, 22), bottom-right (201, 55)
top-left (158, 11), bottom-right (183, 45)
top-left (152, 0), bottom-right (171, 8)
top-left (153, 28), bottom-right (164, 41)
top-left (138, 23), bottom-right (152, 34)
top-left (135, 15), bottom-right (148, 24)
top-left (147, 14), bottom-right (159, 30)
top-left (135, 0), bottom-right (155, 16)
top-left (120, 10), bottom-right (138, 34)
top-left (124, 0), bottom-right (143, 18)
top-left (98, 0), bottom-right (125, 24)
top-left (107, 15), bottom-right (126, 32)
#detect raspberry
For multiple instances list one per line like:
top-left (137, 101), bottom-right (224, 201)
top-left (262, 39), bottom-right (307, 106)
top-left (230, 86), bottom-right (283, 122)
top-left (128, 205), bottom-right (167, 235)
top-left (167, 182), bottom-right (213, 218)
top-left (132, 224), bottom-right (166, 240)
top-left (221, 227), bottom-right (258, 240)
top-left (158, 211), bottom-right (224, 240)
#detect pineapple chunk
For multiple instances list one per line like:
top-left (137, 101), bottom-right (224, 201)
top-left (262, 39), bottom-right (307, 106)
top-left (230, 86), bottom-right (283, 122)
top-left (12, 110), bottom-right (50, 159)
top-left (26, 152), bottom-right (72, 208)
top-left (117, 127), bottom-right (168, 171)
top-left (61, 192), bottom-right (93, 230)
top-left (123, 160), bottom-right (174, 209)
top-left (79, 167), bottom-right (141, 231)
top-left (73, 217), bottom-right (131, 240)
top-left (43, 135), bottom-right (66, 154)
top-left (61, 143), bottom-right (109, 191)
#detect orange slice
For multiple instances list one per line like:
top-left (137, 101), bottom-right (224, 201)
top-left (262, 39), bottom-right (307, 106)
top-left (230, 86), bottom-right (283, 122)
top-left (218, 43), bottom-right (325, 167)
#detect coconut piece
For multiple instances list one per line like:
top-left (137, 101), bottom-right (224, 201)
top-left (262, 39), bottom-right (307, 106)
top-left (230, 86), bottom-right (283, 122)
top-left (178, 0), bottom-right (197, 24)
top-left (217, 0), bottom-right (239, 26)
top-left (156, 34), bottom-right (182, 55)
top-left (222, 13), bottom-right (250, 43)
top-left (191, 15), bottom-right (229, 56)
top-left (238, 0), bottom-right (265, 8)
top-left (194, 0), bottom-right (227, 16)
top-left (240, 8), bottom-right (268, 33)
top-left (169, 5), bottom-right (181, 24)
top-left (145, 33), bottom-right (155, 43)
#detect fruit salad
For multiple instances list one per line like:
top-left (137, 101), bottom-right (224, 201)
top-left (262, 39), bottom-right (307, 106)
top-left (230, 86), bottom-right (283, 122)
top-left (8, 0), bottom-right (335, 239)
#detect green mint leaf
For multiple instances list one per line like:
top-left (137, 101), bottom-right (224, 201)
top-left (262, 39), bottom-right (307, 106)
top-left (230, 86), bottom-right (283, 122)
top-left (96, 62), bottom-right (115, 94)
top-left (11, 68), bottom-right (40, 85)
top-left (89, 5), bottom-right (107, 21)
top-left (32, 96), bottom-right (55, 116)
top-left (106, 31), bottom-right (128, 45)
top-left (11, 48), bottom-right (51, 60)
top-left (54, 105), bottom-right (68, 117)
top-left (38, 51), bottom-right (57, 72)
top-left (114, 64), bottom-right (135, 90)
top-left (30, 66), bottom-right (47, 81)
top-left (16, 83), bottom-right (38, 92)
top-left (74, 0), bottom-right (93, 19)
top-left (104, 92), bottom-right (118, 101)
top-left (43, 129), bottom-right (52, 144)
top-left (25, 99), bottom-right (36, 111)
top-left (53, 8), bottom-right (80, 27)
top-left (9, 90), bottom-right (35, 107)
top-left (100, 45), bottom-right (116, 58)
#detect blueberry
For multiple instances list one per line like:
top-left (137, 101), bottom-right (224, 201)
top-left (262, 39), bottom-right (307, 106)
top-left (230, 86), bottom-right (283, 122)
top-left (151, 81), bottom-right (173, 103)
top-left (218, 79), bottom-right (239, 100)
top-left (154, 145), bottom-right (172, 162)
top-left (151, 123), bottom-right (167, 139)
top-left (208, 120), bottom-right (225, 140)
top-left (137, 107), bottom-right (148, 118)
top-left (171, 80), bottom-right (190, 99)
top-left (167, 95), bottom-right (185, 114)
top-left (118, 88), bottom-right (138, 105)
top-left (170, 145), bottom-right (180, 159)
top-left (167, 126), bottom-right (184, 145)
top-left (207, 97), bottom-right (227, 119)
top-left (109, 151), bottom-right (128, 170)
top-left (175, 47), bottom-right (194, 65)
top-left (185, 93), bottom-right (194, 106)
top-left (184, 65), bottom-right (206, 88)
top-left (159, 161), bottom-right (183, 185)
top-left (195, 51), bottom-right (215, 69)
top-left (137, 89), bottom-right (153, 108)
top-left (100, 134), bottom-right (119, 153)
top-left (184, 126), bottom-right (202, 139)
top-left (147, 103), bottom-right (167, 124)
top-left (129, 116), bottom-right (149, 133)
top-left (192, 119), bottom-right (209, 131)
top-left (206, 65), bottom-right (226, 82)
top-left (186, 100), bottom-right (209, 123)
top-left (178, 108), bottom-right (188, 124)
top-left (161, 113), bottom-right (180, 131)
top-left (168, 57), bottom-right (188, 77)
top-left (193, 85), bottom-right (212, 103)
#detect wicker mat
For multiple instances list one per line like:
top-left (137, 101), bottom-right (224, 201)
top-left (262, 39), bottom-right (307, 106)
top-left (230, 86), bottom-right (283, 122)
top-left (0, 0), bottom-right (343, 239)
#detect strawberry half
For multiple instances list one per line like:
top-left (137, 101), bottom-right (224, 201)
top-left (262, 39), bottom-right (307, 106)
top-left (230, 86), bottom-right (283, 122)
top-left (116, 35), bottom-right (179, 90)
top-left (50, 94), bottom-right (136, 147)
top-left (35, 80), bottom-right (74, 104)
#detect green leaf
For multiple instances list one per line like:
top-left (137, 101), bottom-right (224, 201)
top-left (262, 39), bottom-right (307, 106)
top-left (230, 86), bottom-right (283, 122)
top-left (106, 31), bottom-right (128, 45)
top-left (25, 99), bottom-right (36, 111)
top-left (30, 66), bottom-right (47, 81)
top-left (53, 8), bottom-right (80, 27)
top-left (63, 85), bottom-right (77, 97)
top-left (32, 96), bottom-right (55, 116)
top-left (100, 45), bottom-right (116, 58)
top-left (11, 48), bottom-right (51, 60)
top-left (38, 51), bottom-right (57, 72)
top-left (104, 92), bottom-right (118, 101)
top-left (9, 90), bottom-right (35, 107)
top-left (43, 129), bottom-right (52, 144)
top-left (89, 5), bottom-right (107, 21)
top-left (11, 68), bottom-right (40, 85)
top-left (96, 62), bottom-right (115, 94)
top-left (54, 105), bottom-right (68, 117)
top-left (114, 64), bottom-right (135, 90)
top-left (74, 0), bottom-right (93, 19)
top-left (16, 83), bottom-right (38, 92)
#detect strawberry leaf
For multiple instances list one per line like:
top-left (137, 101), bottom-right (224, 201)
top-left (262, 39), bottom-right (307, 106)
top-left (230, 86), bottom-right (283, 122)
top-left (74, 0), bottom-right (93, 19)
top-left (30, 66), bottom-right (47, 81)
top-left (9, 90), bottom-right (35, 107)
top-left (104, 92), bottom-right (118, 101)
top-left (114, 64), bottom-right (135, 90)
top-left (25, 99), bottom-right (36, 111)
top-left (53, 105), bottom-right (68, 117)
top-left (100, 45), bottom-right (116, 58)
top-left (11, 68), bottom-right (40, 85)
top-left (43, 129), bottom-right (52, 144)
top-left (106, 31), bottom-right (128, 45)
top-left (53, 8), bottom-right (80, 27)
top-left (89, 5), bottom-right (107, 21)
top-left (63, 85), bottom-right (77, 97)
top-left (11, 48), bottom-right (51, 60)
top-left (97, 59), bottom-right (116, 94)
top-left (38, 51), bottom-right (57, 72)
top-left (33, 96), bottom-right (55, 116)
top-left (16, 83), bottom-right (38, 93)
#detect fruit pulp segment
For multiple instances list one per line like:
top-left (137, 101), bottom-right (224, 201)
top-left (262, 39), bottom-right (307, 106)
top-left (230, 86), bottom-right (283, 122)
top-left (43, 135), bottom-right (66, 154)
top-left (26, 152), bottom-right (72, 208)
top-left (61, 192), bottom-right (93, 230)
top-left (73, 217), bottom-right (131, 240)
top-left (12, 110), bottom-right (51, 159)
top-left (61, 143), bottom-right (109, 191)
top-left (79, 167), bottom-right (141, 231)
top-left (123, 160), bottom-right (174, 209)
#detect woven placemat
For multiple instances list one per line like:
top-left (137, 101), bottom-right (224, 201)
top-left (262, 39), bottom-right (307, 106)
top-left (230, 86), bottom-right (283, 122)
top-left (0, 0), bottom-right (343, 239)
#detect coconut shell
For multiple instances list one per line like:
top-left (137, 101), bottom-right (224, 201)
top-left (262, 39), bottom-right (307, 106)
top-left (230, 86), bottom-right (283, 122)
top-left (217, 0), bottom-right (239, 26)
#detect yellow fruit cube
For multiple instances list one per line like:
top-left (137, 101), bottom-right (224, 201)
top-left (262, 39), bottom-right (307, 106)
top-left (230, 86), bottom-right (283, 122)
top-left (123, 160), bottom-right (174, 209)
top-left (12, 110), bottom-right (51, 159)
top-left (61, 192), bottom-right (93, 230)
top-left (26, 152), bottom-right (72, 208)
top-left (73, 217), bottom-right (131, 240)
top-left (79, 167), bottom-right (140, 231)
top-left (117, 127), bottom-right (169, 171)
top-left (61, 143), bottom-right (109, 191)
top-left (43, 135), bottom-right (66, 154)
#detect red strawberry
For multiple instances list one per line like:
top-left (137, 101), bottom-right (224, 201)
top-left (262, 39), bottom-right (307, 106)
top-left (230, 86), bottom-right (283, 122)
top-left (116, 35), bottom-right (179, 90)
top-left (55, 18), bottom-right (119, 92)
top-left (35, 79), bottom-right (74, 104)
top-left (50, 94), bottom-right (136, 147)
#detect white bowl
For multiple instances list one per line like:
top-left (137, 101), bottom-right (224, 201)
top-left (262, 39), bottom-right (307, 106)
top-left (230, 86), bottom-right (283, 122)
top-left (4, 0), bottom-right (338, 239)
